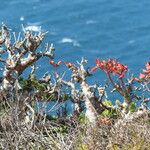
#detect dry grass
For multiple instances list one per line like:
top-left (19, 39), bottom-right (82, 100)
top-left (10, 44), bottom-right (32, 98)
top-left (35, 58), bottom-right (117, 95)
top-left (0, 95), bottom-right (150, 150)
top-left (73, 116), bottom-right (150, 150)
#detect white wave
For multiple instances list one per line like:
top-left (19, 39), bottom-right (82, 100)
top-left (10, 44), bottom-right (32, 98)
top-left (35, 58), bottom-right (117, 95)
top-left (128, 40), bottom-right (135, 44)
top-left (86, 20), bottom-right (97, 25)
top-left (61, 38), bottom-right (73, 43)
top-left (20, 16), bottom-right (25, 21)
top-left (24, 25), bottom-right (42, 32)
top-left (27, 22), bottom-right (41, 26)
top-left (49, 31), bottom-right (57, 35)
top-left (59, 37), bottom-right (80, 47)
top-left (9, 0), bottom-right (39, 5)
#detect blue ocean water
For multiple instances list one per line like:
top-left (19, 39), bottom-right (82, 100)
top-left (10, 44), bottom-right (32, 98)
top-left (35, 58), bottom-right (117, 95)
top-left (1, 0), bottom-right (150, 72)
top-left (0, 0), bottom-right (150, 114)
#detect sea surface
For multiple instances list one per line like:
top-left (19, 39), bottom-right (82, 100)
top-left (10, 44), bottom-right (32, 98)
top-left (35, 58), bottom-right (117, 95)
top-left (0, 0), bottom-right (150, 114)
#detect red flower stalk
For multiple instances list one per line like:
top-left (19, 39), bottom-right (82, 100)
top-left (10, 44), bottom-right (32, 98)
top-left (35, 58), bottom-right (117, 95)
top-left (49, 60), bottom-right (62, 67)
top-left (49, 60), bottom-right (76, 71)
top-left (92, 58), bottom-right (128, 78)
top-left (64, 62), bottom-right (75, 68)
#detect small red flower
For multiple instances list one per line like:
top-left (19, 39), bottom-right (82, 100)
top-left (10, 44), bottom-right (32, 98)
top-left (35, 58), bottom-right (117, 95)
top-left (145, 62), bottom-right (150, 70)
top-left (139, 73), bottom-right (145, 79)
top-left (49, 60), bottom-right (62, 67)
top-left (119, 74), bottom-right (125, 79)
top-left (96, 59), bottom-right (101, 66)
top-left (143, 62), bottom-right (150, 76)
top-left (90, 66), bottom-right (98, 72)
top-left (64, 62), bottom-right (75, 68)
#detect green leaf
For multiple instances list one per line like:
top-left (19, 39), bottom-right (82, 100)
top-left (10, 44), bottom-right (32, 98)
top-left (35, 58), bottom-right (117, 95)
top-left (101, 100), bottom-right (117, 118)
top-left (129, 102), bottom-right (136, 113)
top-left (103, 100), bottom-right (113, 106)
top-left (79, 113), bottom-right (88, 124)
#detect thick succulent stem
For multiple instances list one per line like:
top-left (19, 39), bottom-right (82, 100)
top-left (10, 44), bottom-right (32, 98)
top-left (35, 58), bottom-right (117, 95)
top-left (0, 24), bottom-right (55, 90)
top-left (81, 81), bottom-right (98, 125)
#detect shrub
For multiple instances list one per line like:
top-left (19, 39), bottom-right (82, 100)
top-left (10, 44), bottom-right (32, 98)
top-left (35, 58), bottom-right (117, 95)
top-left (0, 24), bottom-right (150, 149)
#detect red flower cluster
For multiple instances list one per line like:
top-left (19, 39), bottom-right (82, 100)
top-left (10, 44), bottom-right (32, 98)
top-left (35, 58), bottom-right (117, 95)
top-left (135, 62), bottom-right (150, 82)
top-left (91, 59), bottom-right (128, 78)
